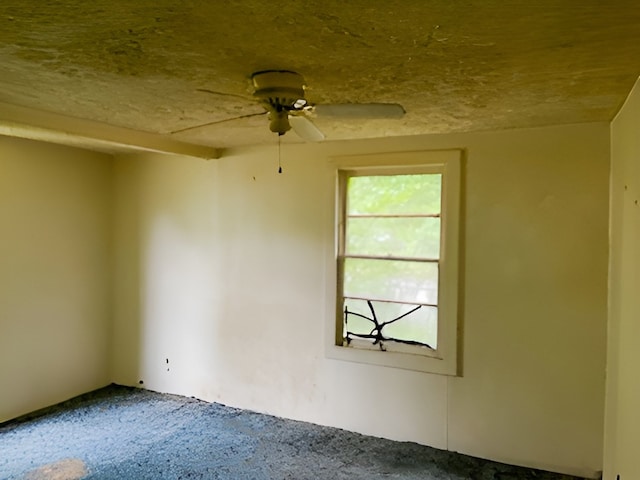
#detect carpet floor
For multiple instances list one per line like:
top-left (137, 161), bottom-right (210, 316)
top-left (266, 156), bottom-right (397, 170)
top-left (0, 385), bottom-right (585, 480)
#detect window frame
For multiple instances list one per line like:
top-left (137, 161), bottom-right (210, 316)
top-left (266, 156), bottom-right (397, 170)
top-left (326, 150), bottom-right (462, 375)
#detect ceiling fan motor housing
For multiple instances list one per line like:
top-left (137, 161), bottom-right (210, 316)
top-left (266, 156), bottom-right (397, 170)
top-left (252, 70), bottom-right (306, 111)
top-left (252, 70), bottom-right (307, 134)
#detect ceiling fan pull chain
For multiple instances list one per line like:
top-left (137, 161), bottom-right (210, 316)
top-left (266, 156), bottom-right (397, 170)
top-left (278, 133), bottom-right (283, 174)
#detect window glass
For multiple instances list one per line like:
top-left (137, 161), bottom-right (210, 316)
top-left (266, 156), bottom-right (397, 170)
top-left (347, 174), bottom-right (441, 215)
top-left (346, 216), bottom-right (441, 259)
top-left (343, 298), bottom-right (438, 349)
top-left (340, 172), bottom-right (442, 353)
top-left (343, 257), bottom-right (439, 305)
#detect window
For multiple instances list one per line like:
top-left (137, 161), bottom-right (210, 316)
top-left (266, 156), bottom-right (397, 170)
top-left (328, 150), bottom-right (461, 375)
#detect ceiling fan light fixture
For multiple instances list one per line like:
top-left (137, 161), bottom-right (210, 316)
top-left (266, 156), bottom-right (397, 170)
top-left (269, 110), bottom-right (291, 135)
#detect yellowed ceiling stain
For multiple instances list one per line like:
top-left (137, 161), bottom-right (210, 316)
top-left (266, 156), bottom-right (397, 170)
top-left (0, 2), bottom-right (639, 148)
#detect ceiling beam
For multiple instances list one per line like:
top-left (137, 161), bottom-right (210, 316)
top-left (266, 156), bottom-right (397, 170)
top-left (0, 101), bottom-right (220, 159)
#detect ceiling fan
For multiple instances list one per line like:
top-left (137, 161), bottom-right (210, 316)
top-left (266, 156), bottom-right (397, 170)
top-left (251, 70), bottom-right (405, 142)
top-left (172, 70), bottom-right (406, 142)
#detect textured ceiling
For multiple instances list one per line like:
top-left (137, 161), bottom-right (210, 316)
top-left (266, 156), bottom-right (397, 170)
top-left (1, 1), bottom-right (640, 151)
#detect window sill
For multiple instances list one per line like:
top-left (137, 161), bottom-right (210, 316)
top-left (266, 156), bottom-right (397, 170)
top-left (325, 343), bottom-right (458, 375)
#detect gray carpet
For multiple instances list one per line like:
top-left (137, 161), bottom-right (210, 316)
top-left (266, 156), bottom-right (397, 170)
top-left (0, 385), bottom-right (584, 480)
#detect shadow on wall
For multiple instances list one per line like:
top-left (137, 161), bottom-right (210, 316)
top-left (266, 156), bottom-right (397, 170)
top-left (113, 154), bottom-right (221, 393)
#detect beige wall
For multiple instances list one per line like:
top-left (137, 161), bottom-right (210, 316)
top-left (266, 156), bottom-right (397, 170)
top-left (112, 122), bottom-right (609, 478)
top-left (0, 137), bottom-right (112, 422)
top-left (604, 79), bottom-right (640, 480)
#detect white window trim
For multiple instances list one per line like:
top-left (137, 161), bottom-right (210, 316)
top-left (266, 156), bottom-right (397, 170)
top-left (325, 149), bottom-right (462, 375)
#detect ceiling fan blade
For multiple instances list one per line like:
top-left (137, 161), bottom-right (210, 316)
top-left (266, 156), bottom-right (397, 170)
top-left (314, 103), bottom-right (405, 119)
top-left (289, 115), bottom-right (325, 142)
top-left (171, 111), bottom-right (266, 134)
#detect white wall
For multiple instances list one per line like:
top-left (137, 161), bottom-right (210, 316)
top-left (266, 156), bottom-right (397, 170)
top-left (603, 79), bottom-right (640, 480)
top-left (112, 123), bottom-right (609, 478)
top-left (0, 137), bottom-right (112, 422)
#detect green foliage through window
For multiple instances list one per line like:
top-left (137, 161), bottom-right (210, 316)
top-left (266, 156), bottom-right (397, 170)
top-left (341, 173), bottom-right (442, 351)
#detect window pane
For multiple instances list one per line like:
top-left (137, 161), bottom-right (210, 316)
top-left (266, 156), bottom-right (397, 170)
top-left (343, 298), bottom-right (437, 349)
top-left (348, 174), bottom-right (441, 216)
top-left (343, 257), bottom-right (438, 305)
top-left (346, 216), bottom-right (440, 259)
top-left (383, 305), bottom-right (437, 349)
top-left (342, 298), bottom-right (376, 339)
